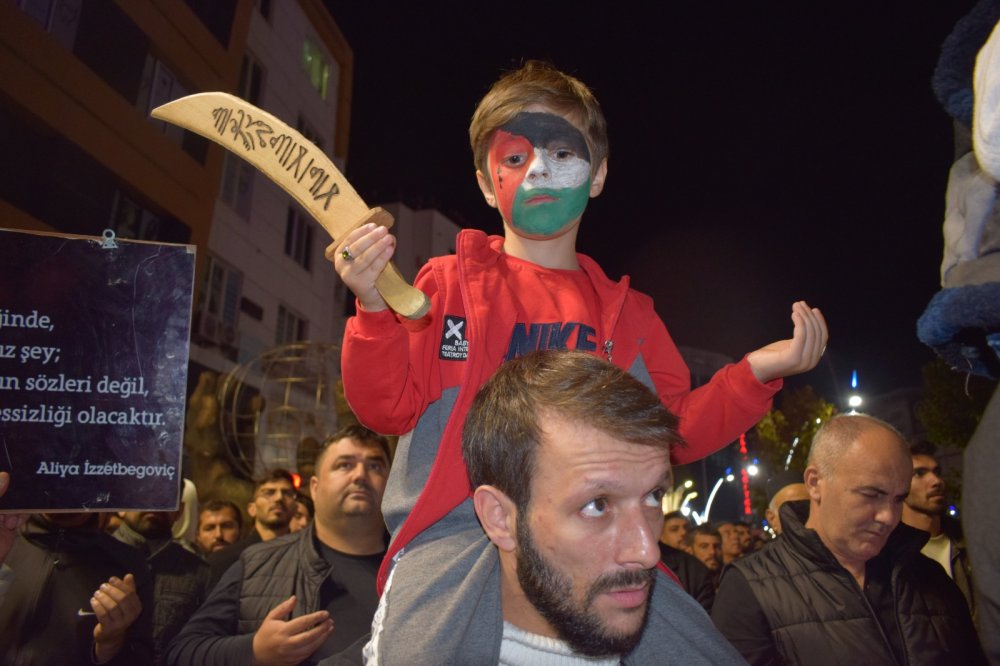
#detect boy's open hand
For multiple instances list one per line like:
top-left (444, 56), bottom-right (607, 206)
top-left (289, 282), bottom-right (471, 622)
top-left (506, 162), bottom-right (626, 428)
top-left (746, 301), bottom-right (828, 383)
top-left (252, 595), bottom-right (334, 666)
top-left (326, 223), bottom-right (395, 313)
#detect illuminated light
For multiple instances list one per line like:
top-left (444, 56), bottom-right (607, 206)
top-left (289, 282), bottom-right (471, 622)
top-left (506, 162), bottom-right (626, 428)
top-left (683, 479), bottom-right (693, 489)
top-left (726, 473), bottom-right (735, 482)
top-left (848, 395), bottom-right (862, 408)
top-left (681, 506), bottom-right (691, 516)
top-left (747, 464), bottom-right (759, 477)
top-left (291, 472), bottom-right (302, 489)
top-left (816, 417), bottom-right (822, 424)
top-left (851, 369), bottom-right (858, 389)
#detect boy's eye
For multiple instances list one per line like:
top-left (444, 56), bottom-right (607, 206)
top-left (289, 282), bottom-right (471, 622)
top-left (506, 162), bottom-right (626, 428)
top-left (502, 153), bottom-right (527, 167)
top-left (552, 148), bottom-right (575, 160)
top-left (581, 497), bottom-right (608, 518)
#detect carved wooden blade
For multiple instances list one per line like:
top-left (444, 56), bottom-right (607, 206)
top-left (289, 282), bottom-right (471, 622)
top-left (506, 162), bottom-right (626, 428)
top-left (151, 92), bottom-right (429, 319)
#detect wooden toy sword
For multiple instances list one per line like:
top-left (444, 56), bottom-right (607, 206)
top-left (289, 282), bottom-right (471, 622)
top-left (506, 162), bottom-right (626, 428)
top-left (151, 92), bottom-right (430, 319)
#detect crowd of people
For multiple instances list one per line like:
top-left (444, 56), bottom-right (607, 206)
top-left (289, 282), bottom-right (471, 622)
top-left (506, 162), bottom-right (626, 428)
top-left (0, 49), bottom-right (994, 664)
top-left (0, 355), bottom-right (988, 665)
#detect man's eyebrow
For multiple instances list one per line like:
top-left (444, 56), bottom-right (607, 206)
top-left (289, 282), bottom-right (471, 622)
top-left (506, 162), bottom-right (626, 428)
top-left (854, 485), bottom-right (889, 495)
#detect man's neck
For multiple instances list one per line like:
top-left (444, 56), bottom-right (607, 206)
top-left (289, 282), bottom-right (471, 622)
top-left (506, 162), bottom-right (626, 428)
top-left (255, 523), bottom-right (288, 542)
top-left (806, 515), bottom-right (867, 588)
top-left (901, 506), bottom-right (942, 537)
top-left (314, 517), bottom-right (384, 555)
top-left (502, 226), bottom-right (580, 270)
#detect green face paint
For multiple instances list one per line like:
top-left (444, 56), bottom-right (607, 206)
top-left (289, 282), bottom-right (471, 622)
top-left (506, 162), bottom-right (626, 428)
top-left (510, 182), bottom-right (591, 236)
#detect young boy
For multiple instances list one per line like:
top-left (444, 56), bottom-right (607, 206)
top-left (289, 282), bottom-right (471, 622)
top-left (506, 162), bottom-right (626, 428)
top-left (328, 61), bottom-right (826, 660)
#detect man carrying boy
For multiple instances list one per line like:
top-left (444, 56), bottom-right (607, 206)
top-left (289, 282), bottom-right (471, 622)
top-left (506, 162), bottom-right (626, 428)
top-left (328, 61), bottom-right (827, 662)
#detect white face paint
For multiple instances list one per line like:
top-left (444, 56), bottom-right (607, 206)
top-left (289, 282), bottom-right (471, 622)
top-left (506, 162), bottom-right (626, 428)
top-left (522, 146), bottom-right (591, 192)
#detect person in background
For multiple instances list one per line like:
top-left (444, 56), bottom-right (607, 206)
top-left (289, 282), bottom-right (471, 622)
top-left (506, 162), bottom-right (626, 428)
top-left (290, 492), bottom-right (314, 533)
top-left (207, 469), bottom-right (296, 584)
top-left (711, 414), bottom-right (984, 665)
top-left (195, 499), bottom-right (243, 555)
top-left (901, 440), bottom-right (974, 616)
top-left (764, 470), bottom-right (809, 536)
top-left (659, 510), bottom-right (690, 549)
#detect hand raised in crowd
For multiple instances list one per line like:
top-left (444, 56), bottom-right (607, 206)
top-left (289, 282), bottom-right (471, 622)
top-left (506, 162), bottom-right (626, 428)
top-left (251, 595), bottom-right (334, 666)
top-left (0, 472), bottom-right (28, 566)
top-left (91, 573), bottom-right (142, 664)
top-left (325, 222), bottom-right (395, 313)
top-left (746, 301), bottom-right (829, 383)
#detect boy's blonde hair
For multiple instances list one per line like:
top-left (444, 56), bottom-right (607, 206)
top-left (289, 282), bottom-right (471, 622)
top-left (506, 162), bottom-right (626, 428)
top-left (469, 60), bottom-right (609, 186)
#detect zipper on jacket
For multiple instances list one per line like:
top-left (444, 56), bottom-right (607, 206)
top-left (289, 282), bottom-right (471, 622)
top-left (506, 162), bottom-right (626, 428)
top-left (602, 340), bottom-right (613, 362)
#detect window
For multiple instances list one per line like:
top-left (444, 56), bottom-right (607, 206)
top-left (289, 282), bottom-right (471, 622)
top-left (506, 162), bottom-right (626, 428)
top-left (136, 55), bottom-right (207, 162)
top-left (139, 57), bottom-right (188, 137)
top-left (237, 55), bottom-right (264, 105)
top-left (197, 256), bottom-right (242, 352)
top-left (18, 0), bottom-right (81, 50)
top-left (276, 305), bottom-right (307, 345)
top-left (220, 153), bottom-right (255, 219)
top-left (184, 0), bottom-right (237, 47)
top-left (284, 205), bottom-right (314, 270)
top-left (302, 39), bottom-right (330, 99)
top-left (204, 257), bottom-right (242, 327)
top-left (110, 191), bottom-right (160, 241)
top-left (297, 115), bottom-right (324, 152)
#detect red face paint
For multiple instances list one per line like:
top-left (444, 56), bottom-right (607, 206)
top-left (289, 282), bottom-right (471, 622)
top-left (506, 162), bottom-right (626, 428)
top-left (487, 130), bottom-right (533, 224)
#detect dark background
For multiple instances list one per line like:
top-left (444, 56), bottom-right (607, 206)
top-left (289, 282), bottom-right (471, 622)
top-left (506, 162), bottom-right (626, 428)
top-left (329, 1), bottom-right (977, 403)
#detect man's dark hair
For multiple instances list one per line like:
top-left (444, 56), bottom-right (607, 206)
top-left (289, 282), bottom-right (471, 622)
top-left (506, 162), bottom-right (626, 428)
top-left (198, 499), bottom-right (243, 530)
top-left (909, 439), bottom-right (938, 458)
top-left (683, 524), bottom-right (721, 549)
top-left (663, 510), bottom-right (689, 523)
top-left (253, 468), bottom-right (296, 494)
top-left (315, 424), bottom-right (392, 470)
top-left (462, 350), bottom-right (683, 513)
top-left (295, 492), bottom-right (314, 518)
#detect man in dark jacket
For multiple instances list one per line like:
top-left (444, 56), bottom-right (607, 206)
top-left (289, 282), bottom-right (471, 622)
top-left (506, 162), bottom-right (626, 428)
top-left (0, 512), bottom-right (154, 665)
top-left (658, 542), bottom-right (715, 612)
top-left (712, 414), bottom-right (984, 665)
top-left (114, 509), bottom-right (212, 663)
top-left (167, 425), bottom-right (390, 665)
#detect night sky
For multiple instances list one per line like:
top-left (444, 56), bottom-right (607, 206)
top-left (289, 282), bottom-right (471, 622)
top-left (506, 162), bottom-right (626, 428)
top-left (329, 2), bottom-right (977, 403)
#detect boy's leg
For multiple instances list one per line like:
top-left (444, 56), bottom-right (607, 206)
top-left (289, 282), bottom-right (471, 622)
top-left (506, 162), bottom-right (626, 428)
top-left (365, 500), bottom-right (503, 665)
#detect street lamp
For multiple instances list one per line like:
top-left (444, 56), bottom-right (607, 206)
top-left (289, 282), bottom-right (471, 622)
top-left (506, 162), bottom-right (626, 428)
top-left (847, 369), bottom-right (863, 414)
top-left (701, 471), bottom-right (736, 524)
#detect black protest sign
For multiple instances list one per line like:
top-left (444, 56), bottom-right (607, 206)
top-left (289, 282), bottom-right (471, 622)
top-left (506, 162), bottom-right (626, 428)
top-left (0, 229), bottom-right (194, 511)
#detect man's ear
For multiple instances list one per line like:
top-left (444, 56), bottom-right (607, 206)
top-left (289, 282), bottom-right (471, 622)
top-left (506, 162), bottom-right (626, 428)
top-left (589, 158), bottom-right (608, 197)
top-left (476, 170), bottom-right (498, 208)
top-left (247, 501), bottom-right (257, 519)
top-left (764, 507), bottom-right (777, 526)
top-left (309, 475), bottom-right (318, 499)
top-left (803, 466), bottom-right (822, 502)
top-left (473, 485), bottom-right (517, 552)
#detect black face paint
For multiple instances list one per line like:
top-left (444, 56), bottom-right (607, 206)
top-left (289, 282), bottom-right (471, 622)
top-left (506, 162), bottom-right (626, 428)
top-left (499, 112), bottom-right (591, 163)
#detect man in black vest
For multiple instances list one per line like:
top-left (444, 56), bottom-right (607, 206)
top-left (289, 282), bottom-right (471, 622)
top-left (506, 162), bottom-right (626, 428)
top-left (711, 414), bottom-right (985, 665)
top-left (167, 425), bottom-right (390, 665)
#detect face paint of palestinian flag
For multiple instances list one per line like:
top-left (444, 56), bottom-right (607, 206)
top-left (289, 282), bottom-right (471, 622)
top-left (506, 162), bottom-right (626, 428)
top-left (487, 112), bottom-right (592, 237)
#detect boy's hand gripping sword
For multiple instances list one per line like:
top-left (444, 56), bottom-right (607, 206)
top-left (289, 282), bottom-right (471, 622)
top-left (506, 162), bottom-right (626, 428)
top-left (151, 92), bottom-right (430, 319)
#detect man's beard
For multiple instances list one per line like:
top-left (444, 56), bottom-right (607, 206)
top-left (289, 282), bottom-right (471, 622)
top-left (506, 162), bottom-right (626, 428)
top-left (515, 516), bottom-right (655, 658)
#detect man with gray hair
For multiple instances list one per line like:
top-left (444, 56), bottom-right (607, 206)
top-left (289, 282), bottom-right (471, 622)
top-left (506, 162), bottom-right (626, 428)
top-left (711, 414), bottom-right (984, 664)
